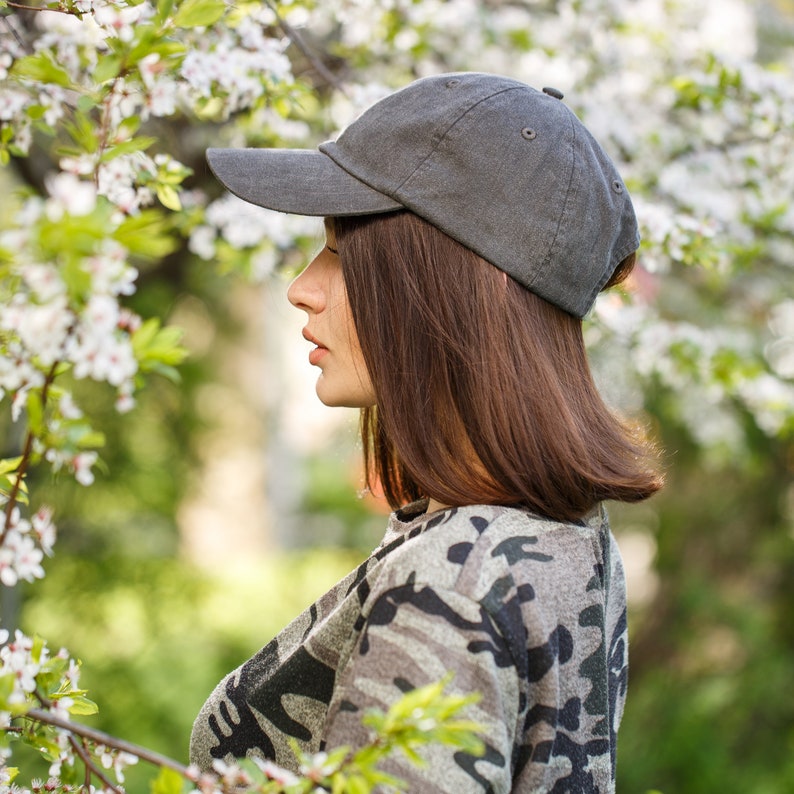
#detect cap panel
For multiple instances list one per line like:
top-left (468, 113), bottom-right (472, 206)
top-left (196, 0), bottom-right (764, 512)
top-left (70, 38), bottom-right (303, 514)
top-left (321, 73), bottom-right (531, 195)
top-left (386, 87), bottom-right (578, 297)
top-left (318, 74), bottom-right (637, 315)
top-left (531, 121), bottom-right (640, 316)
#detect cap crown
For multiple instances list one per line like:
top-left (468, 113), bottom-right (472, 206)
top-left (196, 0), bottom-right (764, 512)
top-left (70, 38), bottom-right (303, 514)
top-left (320, 73), bottom-right (639, 317)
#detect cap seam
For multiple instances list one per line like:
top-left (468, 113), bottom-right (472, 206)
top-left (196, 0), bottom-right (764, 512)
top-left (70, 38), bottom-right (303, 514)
top-left (317, 144), bottom-right (402, 210)
top-left (391, 85), bottom-right (528, 195)
top-left (531, 107), bottom-right (577, 291)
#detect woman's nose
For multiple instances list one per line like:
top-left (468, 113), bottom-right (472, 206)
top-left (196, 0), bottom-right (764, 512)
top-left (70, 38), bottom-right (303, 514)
top-left (287, 257), bottom-right (325, 314)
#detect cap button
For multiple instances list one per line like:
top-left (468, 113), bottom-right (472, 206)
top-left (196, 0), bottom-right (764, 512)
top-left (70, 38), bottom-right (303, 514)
top-left (542, 86), bottom-right (564, 100)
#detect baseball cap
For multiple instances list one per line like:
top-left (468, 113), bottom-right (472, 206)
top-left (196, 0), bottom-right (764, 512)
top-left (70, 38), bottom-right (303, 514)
top-left (206, 72), bottom-right (639, 317)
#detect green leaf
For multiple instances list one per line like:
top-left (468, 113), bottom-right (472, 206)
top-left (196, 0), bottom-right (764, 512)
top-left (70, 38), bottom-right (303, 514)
top-left (147, 363), bottom-right (183, 382)
top-left (114, 210), bottom-right (178, 259)
top-left (63, 109), bottom-right (99, 153)
top-left (331, 775), bottom-right (348, 794)
top-left (156, 184), bottom-right (182, 211)
top-left (100, 136), bottom-right (158, 162)
top-left (94, 54), bottom-right (124, 84)
top-left (26, 391), bottom-right (44, 435)
top-left (150, 765), bottom-right (185, 794)
top-left (65, 694), bottom-right (99, 716)
top-left (192, 95), bottom-right (225, 121)
top-left (11, 52), bottom-right (73, 88)
top-left (345, 774), bottom-right (371, 794)
top-left (74, 430), bottom-right (106, 449)
top-left (29, 735), bottom-right (64, 762)
top-left (118, 115), bottom-right (142, 139)
top-left (76, 94), bottom-right (97, 113)
top-left (156, 0), bottom-right (176, 24)
top-left (24, 104), bottom-right (47, 121)
top-left (0, 457), bottom-right (23, 476)
top-left (0, 474), bottom-right (28, 504)
top-left (131, 316), bottom-right (160, 351)
top-left (39, 655), bottom-right (68, 686)
top-left (60, 254), bottom-right (94, 302)
top-left (1, 768), bottom-right (17, 786)
top-left (0, 672), bottom-right (17, 711)
top-left (172, 0), bottom-right (226, 28)
top-left (31, 635), bottom-right (46, 665)
top-left (132, 318), bottom-right (188, 377)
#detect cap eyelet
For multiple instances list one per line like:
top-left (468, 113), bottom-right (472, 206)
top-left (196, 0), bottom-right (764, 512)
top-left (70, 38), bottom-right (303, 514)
top-left (445, 79), bottom-right (461, 88)
top-left (542, 86), bottom-right (564, 100)
top-left (612, 180), bottom-right (624, 193)
top-left (521, 127), bottom-right (537, 140)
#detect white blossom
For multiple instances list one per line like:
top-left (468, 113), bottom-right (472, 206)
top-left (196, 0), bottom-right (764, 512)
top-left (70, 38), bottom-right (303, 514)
top-left (0, 294), bottom-right (73, 367)
top-left (32, 506), bottom-right (57, 556)
top-left (0, 88), bottom-right (29, 121)
top-left (0, 507), bottom-right (50, 585)
top-left (72, 451), bottom-right (99, 487)
top-left (738, 374), bottom-right (794, 436)
top-left (254, 756), bottom-right (301, 785)
top-left (188, 225), bottom-right (217, 261)
top-left (0, 53), bottom-right (12, 81)
top-left (97, 152), bottom-right (156, 213)
top-left (44, 173), bottom-right (97, 219)
top-left (98, 745), bottom-right (139, 783)
top-left (92, 0), bottom-right (154, 42)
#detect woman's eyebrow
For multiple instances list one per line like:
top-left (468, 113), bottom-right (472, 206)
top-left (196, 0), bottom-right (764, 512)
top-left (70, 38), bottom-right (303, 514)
top-left (326, 244), bottom-right (339, 255)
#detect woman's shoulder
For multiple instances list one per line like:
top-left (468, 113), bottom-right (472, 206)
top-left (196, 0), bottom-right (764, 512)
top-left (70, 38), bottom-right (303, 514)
top-left (370, 502), bottom-right (611, 606)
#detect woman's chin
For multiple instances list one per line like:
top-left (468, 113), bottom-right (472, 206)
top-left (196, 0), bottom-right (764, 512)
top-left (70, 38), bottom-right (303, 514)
top-left (315, 374), bottom-right (376, 409)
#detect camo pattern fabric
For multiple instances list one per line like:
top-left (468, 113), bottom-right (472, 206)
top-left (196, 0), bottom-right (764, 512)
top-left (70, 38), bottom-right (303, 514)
top-left (190, 502), bottom-right (629, 793)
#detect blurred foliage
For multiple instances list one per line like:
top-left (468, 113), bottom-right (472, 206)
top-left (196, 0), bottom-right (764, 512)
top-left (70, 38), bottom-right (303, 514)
top-left (18, 548), bottom-right (359, 792)
top-left (615, 414), bottom-right (794, 793)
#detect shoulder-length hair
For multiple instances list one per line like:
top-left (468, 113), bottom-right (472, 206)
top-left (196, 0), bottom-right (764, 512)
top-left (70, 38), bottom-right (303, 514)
top-left (331, 210), bottom-right (662, 522)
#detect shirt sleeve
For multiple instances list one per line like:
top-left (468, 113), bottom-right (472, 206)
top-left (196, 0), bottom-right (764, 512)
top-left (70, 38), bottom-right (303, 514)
top-left (321, 582), bottom-right (519, 793)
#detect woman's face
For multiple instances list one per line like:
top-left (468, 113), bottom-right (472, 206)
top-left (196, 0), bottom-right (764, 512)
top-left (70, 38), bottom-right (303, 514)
top-left (287, 223), bottom-right (376, 408)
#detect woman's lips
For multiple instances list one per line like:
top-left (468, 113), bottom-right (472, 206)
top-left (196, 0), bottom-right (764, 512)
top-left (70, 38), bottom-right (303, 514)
top-left (308, 346), bottom-right (328, 365)
top-left (303, 328), bottom-right (328, 366)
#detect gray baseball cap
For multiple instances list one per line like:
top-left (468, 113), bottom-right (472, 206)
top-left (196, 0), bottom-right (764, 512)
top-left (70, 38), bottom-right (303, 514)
top-left (206, 72), bottom-right (639, 317)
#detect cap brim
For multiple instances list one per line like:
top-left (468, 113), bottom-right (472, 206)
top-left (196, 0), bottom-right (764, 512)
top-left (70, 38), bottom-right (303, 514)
top-left (206, 148), bottom-right (402, 217)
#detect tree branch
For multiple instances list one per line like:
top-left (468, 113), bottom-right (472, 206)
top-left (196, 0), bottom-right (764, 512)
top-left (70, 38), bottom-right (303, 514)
top-left (264, 0), bottom-right (348, 95)
top-left (1, 12), bottom-right (29, 51)
top-left (23, 708), bottom-right (191, 777)
top-left (68, 732), bottom-right (124, 794)
top-left (2, 2), bottom-right (71, 13)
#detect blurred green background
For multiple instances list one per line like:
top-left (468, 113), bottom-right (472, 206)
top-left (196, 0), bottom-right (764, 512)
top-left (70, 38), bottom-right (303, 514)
top-left (2, 1), bottom-right (794, 793)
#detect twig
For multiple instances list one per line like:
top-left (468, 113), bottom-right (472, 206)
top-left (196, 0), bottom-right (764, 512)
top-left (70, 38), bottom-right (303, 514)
top-left (264, 0), bottom-right (348, 96)
top-left (0, 361), bottom-right (59, 545)
top-left (68, 731), bottom-right (124, 794)
top-left (24, 707), bottom-right (191, 777)
top-left (0, 12), bottom-right (29, 51)
top-left (32, 689), bottom-right (128, 793)
top-left (2, 1), bottom-right (71, 13)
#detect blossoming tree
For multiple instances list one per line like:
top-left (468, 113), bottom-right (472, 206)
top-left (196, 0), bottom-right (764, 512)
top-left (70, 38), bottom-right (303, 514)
top-left (0, 0), bottom-right (793, 791)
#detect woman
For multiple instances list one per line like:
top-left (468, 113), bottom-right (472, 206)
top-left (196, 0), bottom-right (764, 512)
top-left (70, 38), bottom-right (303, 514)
top-left (191, 72), bottom-right (662, 792)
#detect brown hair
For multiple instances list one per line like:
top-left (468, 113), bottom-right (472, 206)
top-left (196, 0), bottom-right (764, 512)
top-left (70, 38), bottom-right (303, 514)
top-left (332, 211), bottom-right (662, 522)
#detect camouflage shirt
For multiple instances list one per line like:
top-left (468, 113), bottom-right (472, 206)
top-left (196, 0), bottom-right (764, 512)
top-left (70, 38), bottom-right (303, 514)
top-left (190, 502), bottom-right (629, 792)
